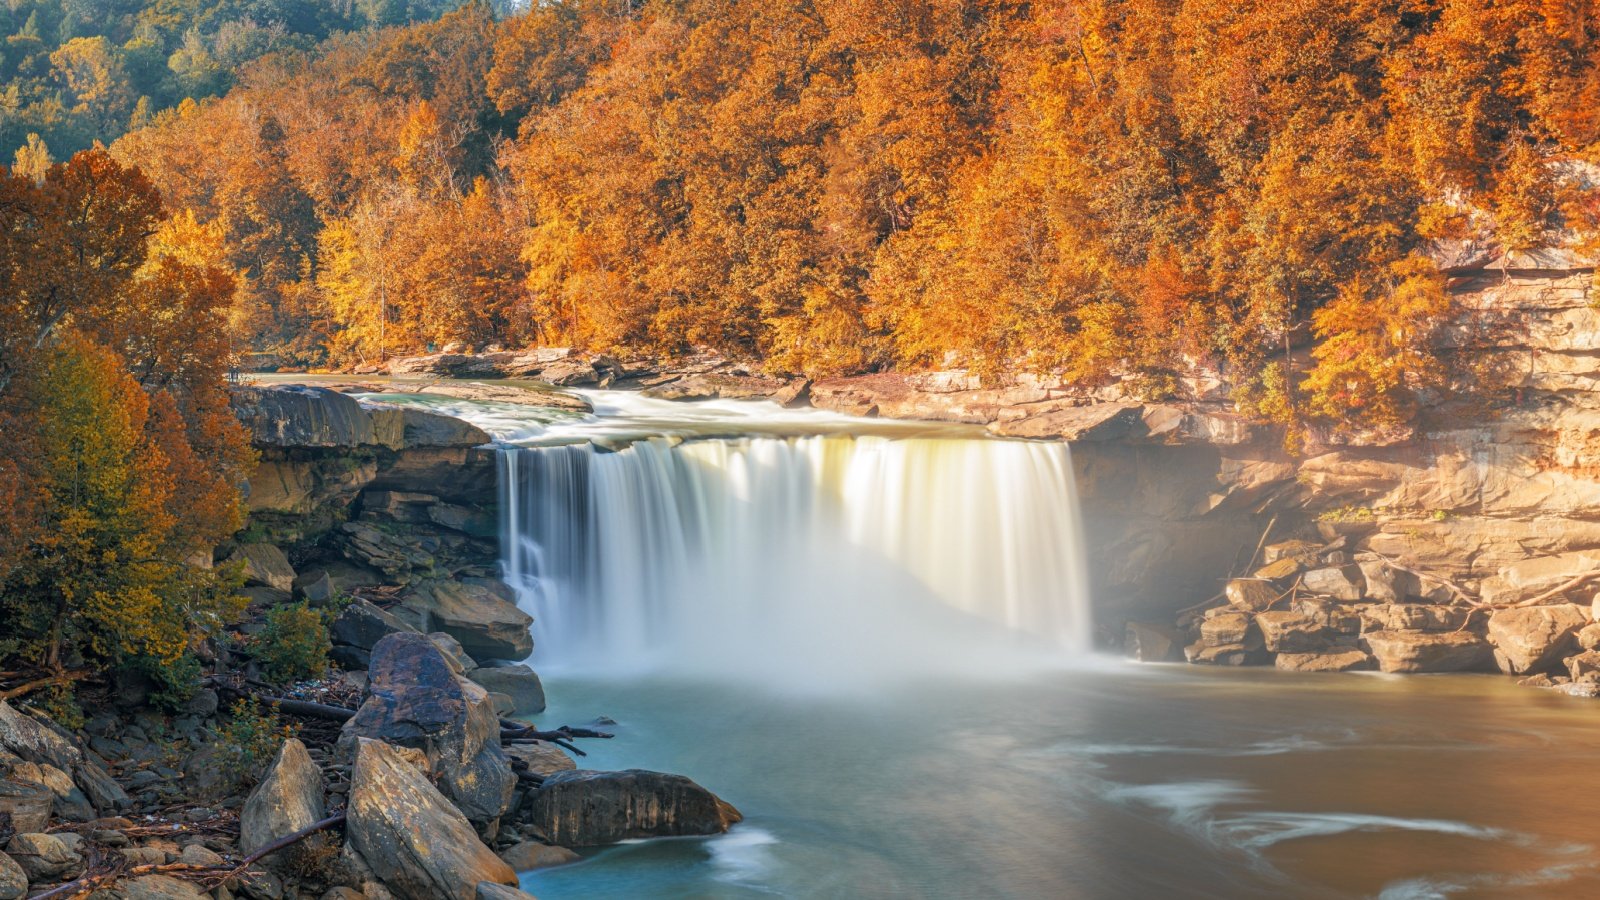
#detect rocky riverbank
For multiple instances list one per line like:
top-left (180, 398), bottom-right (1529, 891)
top-left (0, 384), bottom-right (743, 900)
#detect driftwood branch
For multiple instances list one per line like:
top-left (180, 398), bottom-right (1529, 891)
top-left (1236, 513), bottom-right (1279, 578)
top-left (0, 670), bottom-right (90, 702)
top-left (27, 815), bottom-right (347, 900)
top-left (1509, 571), bottom-right (1600, 609)
top-left (261, 697), bottom-right (357, 722)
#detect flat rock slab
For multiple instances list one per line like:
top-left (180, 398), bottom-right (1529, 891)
top-left (1361, 631), bottom-right (1494, 673)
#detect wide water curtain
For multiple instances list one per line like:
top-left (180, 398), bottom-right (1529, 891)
top-left (498, 435), bottom-right (1091, 675)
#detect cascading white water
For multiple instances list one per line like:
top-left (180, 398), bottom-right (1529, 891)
top-left (495, 406), bottom-right (1093, 684)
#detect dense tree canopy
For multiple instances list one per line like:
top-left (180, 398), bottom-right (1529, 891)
top-left (110, 0), bottom-right (1600, 432)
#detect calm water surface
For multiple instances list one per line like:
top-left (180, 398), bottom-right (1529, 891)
top-left (521, 664), bottom-right (1600, 900)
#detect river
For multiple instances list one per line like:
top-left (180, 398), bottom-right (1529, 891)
top-left (348, 384), bottom-right (1600, 899)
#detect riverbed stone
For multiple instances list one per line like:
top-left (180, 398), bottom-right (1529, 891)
top-left (119, 875), bottom-right (210, 900)
top-left (346, 739), bottom-right (517, 900)
top-left (1224, 579), bottom-right (1279, 613)
top-left (523, 769), bottom-right (743, 847)
top-left (0, 780), bottom-right (53, 835)
top-left (498, 841), bottom-right (579, 871)
top-left (241, 738), bottom-right (326, 872)
top-left (0, 851), bottom-right (25, 900)
top-left (1301, 566), bottom-right (1367, 601)
top-left (1486, 604), bottom-right (1588, 674)
top-left (6, 832), bottom-right (82, 881)
top-left (0, 702), bottom-right (126, 812)
top-left (1564, 650), bottom-right (1600, 681)
top-left (505, 742), bottom-right (576, 777)
top-left (1275, 648), bottom-right (1374, 672)
top-left (1360, 631), bottom-right (1494, 673)
top-left (466, 665), bottom-right (545, 715)
top-left (1183, 641), bottom-right (1266, 665)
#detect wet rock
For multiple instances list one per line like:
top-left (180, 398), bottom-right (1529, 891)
top-left (498, 840), bottom-right (579, 871)
top-left (241, 739), bottom-right (326, 871)
top-left (505, 742), bottom-right (576, 777)
top-left (1224, 579), bottom-right (1278, 613)
top-left (1183, 642), bottom-right (1268, 666)
top-left (0, 851), bottom-right (25, 900)
top-left (227, 543), bottom-right (298, 592)
top-left (539, 359), bottom-right (601, 386)
top-left (346, 739), bottom-right (517, 900)
top-left (1301, 566), bottom-right (1366, 601)
top-left (988, 402), bottom-right (1146, 441)
top-left (465, 665), bottom-right (546, 715)
top-left (1253, 612), bottom-right (1330, 653)
top-left (1361, 631), bottom-right (1494, 673)
top-left (523, 769), bottom-right (742, 847)
top-left (330, 599), bottom-right (421, 669)
top-left (642, 374), bottom-right (799, 403)
top-left (1275, 648), bottom-right (1373, 672)
top-left (6, 832), bottom-right (82, 881)
top-left (400, 580), bottom-right (533, 662)
top-left (341, 634), bottom-right (515, 827)
top-left (119, 875), bottom-right (210, 899)
top-left (1486, 604), bottom-right (1588, 674)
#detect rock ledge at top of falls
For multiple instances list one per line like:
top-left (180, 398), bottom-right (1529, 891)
top-left (230, 385), bottom-right (490, 450)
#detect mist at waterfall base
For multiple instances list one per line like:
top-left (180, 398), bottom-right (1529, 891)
top-left (358, 388), bottom-right (1600, 899)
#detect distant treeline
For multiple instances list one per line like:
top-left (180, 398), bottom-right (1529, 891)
top-left (108, 0), bottom-right (1600, 432)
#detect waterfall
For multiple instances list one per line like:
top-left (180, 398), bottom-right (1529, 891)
top-left (498, 432), bottom-right (1092, 682)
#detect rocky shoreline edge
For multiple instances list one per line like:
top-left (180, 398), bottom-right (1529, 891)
top-left (0, 384), bottom-right (742, 900)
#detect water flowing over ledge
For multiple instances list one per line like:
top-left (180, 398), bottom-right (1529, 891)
top-left (480, 393), bottom-right (1093, 685)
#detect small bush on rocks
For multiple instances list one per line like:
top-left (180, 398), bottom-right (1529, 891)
top-left (217, 700), bottom-right (297, 791)
top-left (252, 601), bottom-right (332, 684)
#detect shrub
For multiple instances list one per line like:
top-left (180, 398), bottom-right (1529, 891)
top-left (252, 601), bottom-right (331, 684)
top-left (217, 700), bottom-right (296, 792)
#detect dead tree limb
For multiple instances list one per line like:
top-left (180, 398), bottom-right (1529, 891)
top-left (260, 697), bottom-right (357, 722)
top-left (0, 670), bottom-right (90, 702)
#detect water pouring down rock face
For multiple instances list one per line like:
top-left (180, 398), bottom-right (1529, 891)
top-left (488, 395), bottom-right (1093, 689)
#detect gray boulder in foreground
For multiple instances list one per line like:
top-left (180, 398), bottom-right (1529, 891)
top-left (524, 769), bottom-right (742, 847)
top-left (347, 738), bottom-right (517, 900)
top-left (241, 738), bottom-right (326, 871)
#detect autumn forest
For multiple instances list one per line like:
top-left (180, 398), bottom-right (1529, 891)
top-left (2, 0), bottom-right (1600, 706)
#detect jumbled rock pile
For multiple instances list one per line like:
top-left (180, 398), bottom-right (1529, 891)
top-left (1130, 538), bottom-right (1600, 685)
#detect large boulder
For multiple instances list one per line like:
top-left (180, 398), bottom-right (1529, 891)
top-left (505, 742), bottom-right (576, 777)
top-left (398, 408), bottom-right (491, 449)
top-left (1199, 611), bottom-right (1255, 647)
top-left (241, 738), bottom-right (326, 872)
top-left (1361, 631), bottom-right (1494, 673)
top-left (341, 634), bottom-right (515, 827)
top-left (523, 770), bottom-right (742, 847)
top-left (1486, 604), bottom-right (1589, 674)
top-left (499, 841), bottom-right (580, 871)
top-left (400, 580), bottom-right (533, 662)
top-left (0, 701), bottom-right (126, 813)
top-left (227, 543), bottom-right (297, 592)
top-left (465, 665), bottom-right (546, 715)
top-left (346, 739), bottom-right (517, 900)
